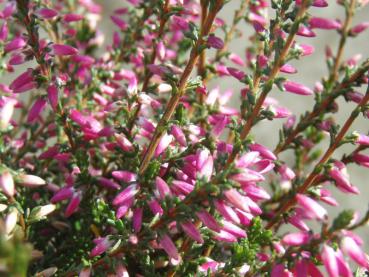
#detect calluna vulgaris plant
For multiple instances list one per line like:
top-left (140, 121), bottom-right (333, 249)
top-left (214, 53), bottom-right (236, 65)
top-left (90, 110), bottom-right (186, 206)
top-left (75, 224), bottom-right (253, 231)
top-left (1, 0), bottom-right (369, 276)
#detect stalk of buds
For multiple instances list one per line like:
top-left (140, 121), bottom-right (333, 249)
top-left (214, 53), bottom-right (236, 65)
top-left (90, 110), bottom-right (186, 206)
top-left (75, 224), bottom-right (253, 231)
top-left (0, 0), bottom-right (369, 276)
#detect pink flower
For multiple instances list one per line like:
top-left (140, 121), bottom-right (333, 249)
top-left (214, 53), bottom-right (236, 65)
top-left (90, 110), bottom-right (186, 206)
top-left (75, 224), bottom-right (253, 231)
top-left (159, 234), bottom-right (180, 263)
top-left (4, 37), bottom-right (26, 52)
top-left (1, 2), bottom-right (16, 19)
top-left (37, 8), bottom-right (58, 19)
top-left (148, 199), bottom-right (163, 215)
top-left (5, 208), bottom-right (18, 235)
top-left (283, 81), bottom-right (313, 96)
top-left (214, 200), bottom-right (240, 224)
top-left (156, 41), bottom-right (166, 60)
top-left (112, 184), bottom-right (139, 206)
top-left (9, 69), bottom-right (36, 93)
top-left (196, 150), bottom-right (213, 181)
top-left (52, 44), bottom-right (78, 56)
top-left (170, 125), bottom-right (186, 147)
top-left (297, 44), bottom-right (315, 56)
top-left (9, 53), bottom-right (26, 65)
top-left (249, 143), bottom-right (277, 160)
top-left (288, 214), bottom-right (310, 231)
top-left (199, 258), bottom-right (222, 273)
top-left (296, 194), bottom-right (327, 221)
top-left (154, 133), bottom-right (173, 157)
top-left (27, 98), bottom-right (47, 123)
top-left (112, 170), bottom-right (137, 183)
top-left (351, 22), bottom-right (369, 35)
top-left (0, 97), bottom-right (16, 129)
top-left (196, 210), bottom-right (221, 232)
top-left (227, 67), bottom-right (245, 80)
top-left (63, 13), bottom-right (84, 22)
top-left (271, 264), bottom-right (293, 277)
top-left (278, 164), bottom-right (296, 181)
top-left (224, 189), bottom-right (250, 213)
top-left (114, 133), bottom-right (134, 152)
top-left (207, 35), bottom-right (224, 49)
top-left (296, 0), bottom-right (328, 7)
top-left (132, 207), bottom-right (143, 233)
top-left (172, 15), bottom-right (189, 30)
top-left (110, 15), bottom-right (127, 30)
top-left (280, 64), bottom-right (297, 74)
top-left (47, 84), bottom-right (59, 111)
top-left (354, 133), bottom-right (369, 146)
top-left (90, 237), bottom-right (112, 257)
top-left (341, 236), bottom-right (369, 268)
top-left (155, 177), bottom-right (172, 199)
top-left (309, 17), bottom-right (342, 30)
top-left (180, 221), bottom-right (203, 243)
top-left (282, 232), bottom-right (310, 246)
top-left (98, 177), bottom-right (120, 190)
top-left (248, 12), bottom-right (267, 26)
top-left (297, 25), bottom-right (316, 37)
top-left (0, 22), bottom-right (8, 41)
top-left (51, 187), bottom-right (74, 203)
top-left (242, 184), bottom-right (270, 201)
top-left (18, 174), bottom-right (46, 187)
top-left (335, 249), bottom-right (352, 277)
top-left (65, 192), bottom-right (81, 217)
top-left (321, 245), bottom-right (339, 277)
top-left (229, 53), bottom-right (245, 66)
top-left (352, 152), bottom-right (369, 167)
top-left (329, 163), bottom-right (359, 194)
top-left (116, 198), bottom-right (134, 219)
top-left (0, 171), bottom-right (15, 197)
top-left (220, 220), bottom-right (246, 238)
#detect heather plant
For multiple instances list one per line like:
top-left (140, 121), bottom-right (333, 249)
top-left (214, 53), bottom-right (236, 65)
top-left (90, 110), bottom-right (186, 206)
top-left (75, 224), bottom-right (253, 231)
top-left (1, 0), bottom-right (369, 276)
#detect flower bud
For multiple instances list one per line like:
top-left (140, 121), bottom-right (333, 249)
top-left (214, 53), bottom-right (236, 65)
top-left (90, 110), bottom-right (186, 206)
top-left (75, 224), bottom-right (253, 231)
top-left (27, 98), bottom-right (47, 123)
top-left (4, 37), bottom-right (26, 53)
top-left (296, 194), bottom-right (327, 221)
top-left (181, 221), bottom-right (203, 243)
top-left (112, 184), bottom-right (139, 206)
top-left (18, 174), bottom-right (46, 187)
top-left (52, 44), bottom-right (79, 56)
top-left (5, 208), bottom-right (18, 235)
top-left (0, 171), bottom-right (15, 197)
top-left (37, 8), bottom-right (58, 19)
top-left (309, 17), bottom-right (342, 30)
top-left (207, 35), bottom-right (224, 49)
top-left (283, 81), bottom-right (313, 96)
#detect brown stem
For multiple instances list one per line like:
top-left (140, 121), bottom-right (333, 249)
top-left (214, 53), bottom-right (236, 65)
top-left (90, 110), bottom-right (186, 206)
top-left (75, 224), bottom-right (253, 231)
top-left (198, 0), bottom-right (208, 107)
top-left (267, 84), bottom-right (369, 229)
top-left (139, 0), bottom-right (225, 175)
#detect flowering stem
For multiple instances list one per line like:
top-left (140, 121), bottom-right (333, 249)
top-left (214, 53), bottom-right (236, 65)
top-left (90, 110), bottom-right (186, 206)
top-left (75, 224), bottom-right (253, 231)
top-left (246, 227), bottom-right (334, 276)
top-left (127, 0), bottom-right (171, 133)
top-left (224, 1), bottom-right (310, 168)
top-left (214, 0), bottom-right (250, 61)
top-left (274, 59), bottom-right (369, 154)
top-left (139, 0), bottom-right (224, 175)
top-left (267, 84), bottom-right (369, 229)
top-left (197, 0), bottom-right (208, 107)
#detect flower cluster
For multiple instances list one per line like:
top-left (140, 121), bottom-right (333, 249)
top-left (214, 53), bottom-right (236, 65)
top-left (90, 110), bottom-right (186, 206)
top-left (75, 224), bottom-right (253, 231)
top-left (0, 0), bottom-right (369, 276)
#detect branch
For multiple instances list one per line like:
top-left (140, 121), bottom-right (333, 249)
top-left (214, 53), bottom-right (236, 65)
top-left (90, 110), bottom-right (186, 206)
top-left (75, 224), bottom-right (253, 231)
top-left (267, 84), bottom-right (369, 229)
top-left (139, 0), bottom-right (225, 175)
